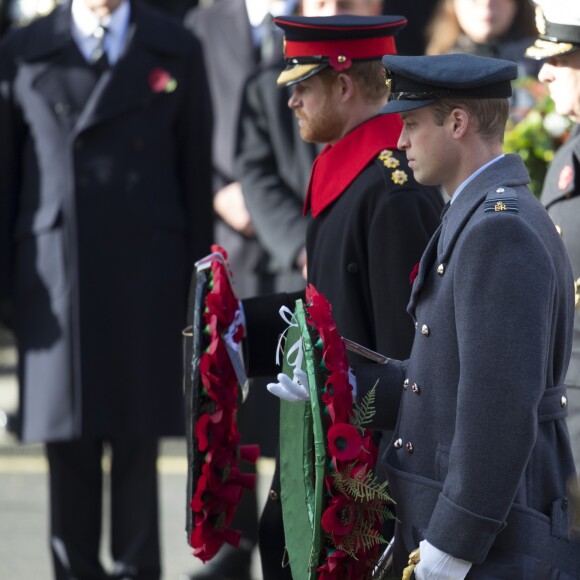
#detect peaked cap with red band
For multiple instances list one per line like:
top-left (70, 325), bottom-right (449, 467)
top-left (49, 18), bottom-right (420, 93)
top-left (274, 14), bottom-right (407, 87)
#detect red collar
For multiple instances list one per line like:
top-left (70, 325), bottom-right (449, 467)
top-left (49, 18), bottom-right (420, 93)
top-left (303, 114), bottom-right (403, 218)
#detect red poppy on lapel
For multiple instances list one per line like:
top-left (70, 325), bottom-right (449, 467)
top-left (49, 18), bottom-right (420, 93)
top-left (559, 165), bottom-right (573, 190)
top-left (148, 68), bottom-right (177, 93)
top-left (409, 262), bottom-right (420, 284)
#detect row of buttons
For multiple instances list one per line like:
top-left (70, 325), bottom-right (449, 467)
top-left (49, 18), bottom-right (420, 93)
top-left (394, 438), bottom-right (414, 454)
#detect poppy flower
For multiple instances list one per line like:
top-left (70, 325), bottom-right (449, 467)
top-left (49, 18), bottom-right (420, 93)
top-left (190, 521), bottom-right (241, 562)
top-left (306, 284), bottom-right (333, 325)
top-left (321, 495), bottom-right (355, 538)
top-left (148, 68), bottom-right (177, 93)
top-left (410, 262), bottom-right (420, 284)
top-left (322, 379), bottom-right (352, 424)
top-left (328, 422), bottom-right (362, 461)
top-left (329, 50), bottom-right (352, 71)
top-left (317, 548), bottom-right (348, 576)
top-left (322, 342), bottom-right (348, 374)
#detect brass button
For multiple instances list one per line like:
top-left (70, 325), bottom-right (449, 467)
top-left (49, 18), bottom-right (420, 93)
top-left (437, 264), bottom-right (445, 275)
top-left (496, 187), bottom-right (505, 193)
top-left (412, 383), bottom-right (420, 395)
top-left (561, 396), bottom-right (568, 408)
top-left (405, 442), bottom-right (414, 454)
top-left (421, 324), bottom-right (430, 336)
top-left (403, 379), bottom-right (409, 390)
top-left (394, 438), bottom-right (403, 449)
top-left (269, 489), bottom-right (280, 501)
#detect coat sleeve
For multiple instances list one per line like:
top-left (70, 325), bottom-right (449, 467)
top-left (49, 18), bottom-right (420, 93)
top-left (236, 70), bottom-right (309, 272)
top-left (426, 214), bottom-right (559, 563)
top-left (176, 34), bottom-right (214, 261)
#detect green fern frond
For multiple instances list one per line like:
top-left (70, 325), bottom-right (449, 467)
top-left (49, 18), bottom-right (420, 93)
top-left (338, 517), bottom-right (388, 555)
top-left (333, 466), bottom-right (393, 503)
top-left (353, 382), bottom-right (378, 430)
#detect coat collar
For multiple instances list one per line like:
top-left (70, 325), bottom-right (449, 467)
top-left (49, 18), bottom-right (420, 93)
top-left (19, 1), bottom-right (190, 62)
top-left (21, 1), bottom-right (192, 134)
top-left (407, 154), bottom-right (531, 317)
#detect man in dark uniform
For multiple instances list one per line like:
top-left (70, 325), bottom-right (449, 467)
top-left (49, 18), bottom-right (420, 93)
top-left (0, 0), bottom-right (213, 577)
top-left (240, 14), bottom-right (444, 578)
top-left (339, 53), bottom-right (578, 577)
top-left (526, 0), bottom-right (580, 477)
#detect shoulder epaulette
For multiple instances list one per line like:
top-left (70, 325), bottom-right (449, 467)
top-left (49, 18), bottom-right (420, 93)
top-left (377, 149), bottom-right (409, 185)
top-left (483, 186), bottom-right (518, 214)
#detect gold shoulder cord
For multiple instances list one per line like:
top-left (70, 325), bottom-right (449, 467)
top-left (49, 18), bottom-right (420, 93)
top-left (401, 548), bottom-right (421, 580)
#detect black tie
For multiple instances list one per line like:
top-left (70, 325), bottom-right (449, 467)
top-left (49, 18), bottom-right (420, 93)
top-left (90, 24), bottom-right (109, 73)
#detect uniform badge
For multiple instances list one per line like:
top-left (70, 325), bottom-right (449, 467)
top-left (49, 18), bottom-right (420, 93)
top-left (391, 169), bottom-right (408, 185)
top-left (484, 197), bottom-right (518, 213)
top-left (535, 5), bottom-right (546, 36)
top-left (558, 165), bottom-right (573, 191)
top-left (379, 150), bottom-right (400, 168)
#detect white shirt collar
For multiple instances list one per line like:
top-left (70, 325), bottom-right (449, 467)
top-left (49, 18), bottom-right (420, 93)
top-left (71, 0), bottom-right (131, 65)
top-left (450, 154), bottom-right (505, 204)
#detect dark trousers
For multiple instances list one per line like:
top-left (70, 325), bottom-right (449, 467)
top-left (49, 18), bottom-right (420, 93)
top-left (46, 438), bottom-right (160, 580)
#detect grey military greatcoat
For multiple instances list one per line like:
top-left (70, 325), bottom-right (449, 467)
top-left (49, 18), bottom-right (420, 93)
top-left (542, 124), bottom-right (580, 473)
top-left (356, 154), bottom-right (580, 578)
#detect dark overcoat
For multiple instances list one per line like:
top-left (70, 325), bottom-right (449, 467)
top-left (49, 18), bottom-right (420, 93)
top-left (541, 124), bottom-right (580, 472)
top-left (355, 154), bottom-right (580, 577)
top-left (245, 142), bottom-right (443, 371)
top-left (0, 1), bottom-right (213, 443)
top-left (236, 62), bottom-right (317, 292)
top-left (184, 0), bottom-right (266, 299)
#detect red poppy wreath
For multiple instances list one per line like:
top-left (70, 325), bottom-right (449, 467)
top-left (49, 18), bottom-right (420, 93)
top-left (278, 284), bottom-right (394, 579)
top-left (185, 245), bottom-right (259, 563)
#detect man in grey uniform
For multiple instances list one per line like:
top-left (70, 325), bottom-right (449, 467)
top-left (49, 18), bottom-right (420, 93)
top-left (271, 52), bottom-right (580, 578)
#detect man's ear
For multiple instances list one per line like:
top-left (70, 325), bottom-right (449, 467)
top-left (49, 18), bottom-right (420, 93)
top-left (336, 73), bottom-right (355, 102)
top-left (450, 108), bottom-right (469, 139)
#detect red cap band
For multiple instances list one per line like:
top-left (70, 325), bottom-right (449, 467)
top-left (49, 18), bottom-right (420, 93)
top-left (284, 36), bottom-right (397, 60)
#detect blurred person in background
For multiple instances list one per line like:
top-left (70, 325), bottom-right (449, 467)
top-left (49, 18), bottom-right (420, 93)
top-left (426, 0), bottom-right (538, 76)
top-left (0, 0), bottom-right (213, 578)
top-left (526, 0), bottom-right (580, 478)
top-left (381, 0), bottom-right (437, 55)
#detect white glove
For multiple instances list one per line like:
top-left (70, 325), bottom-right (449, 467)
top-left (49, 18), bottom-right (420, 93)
top-left (267, 369), bottom-right (310, 402)
top-left (414, 540), bottom-right (472, 580)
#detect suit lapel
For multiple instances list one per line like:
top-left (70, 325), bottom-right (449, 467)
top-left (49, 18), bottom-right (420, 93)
top-left (74, 22), bottom-right (150, 134)
top-left (73, 2), bottom-right (192, 135)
